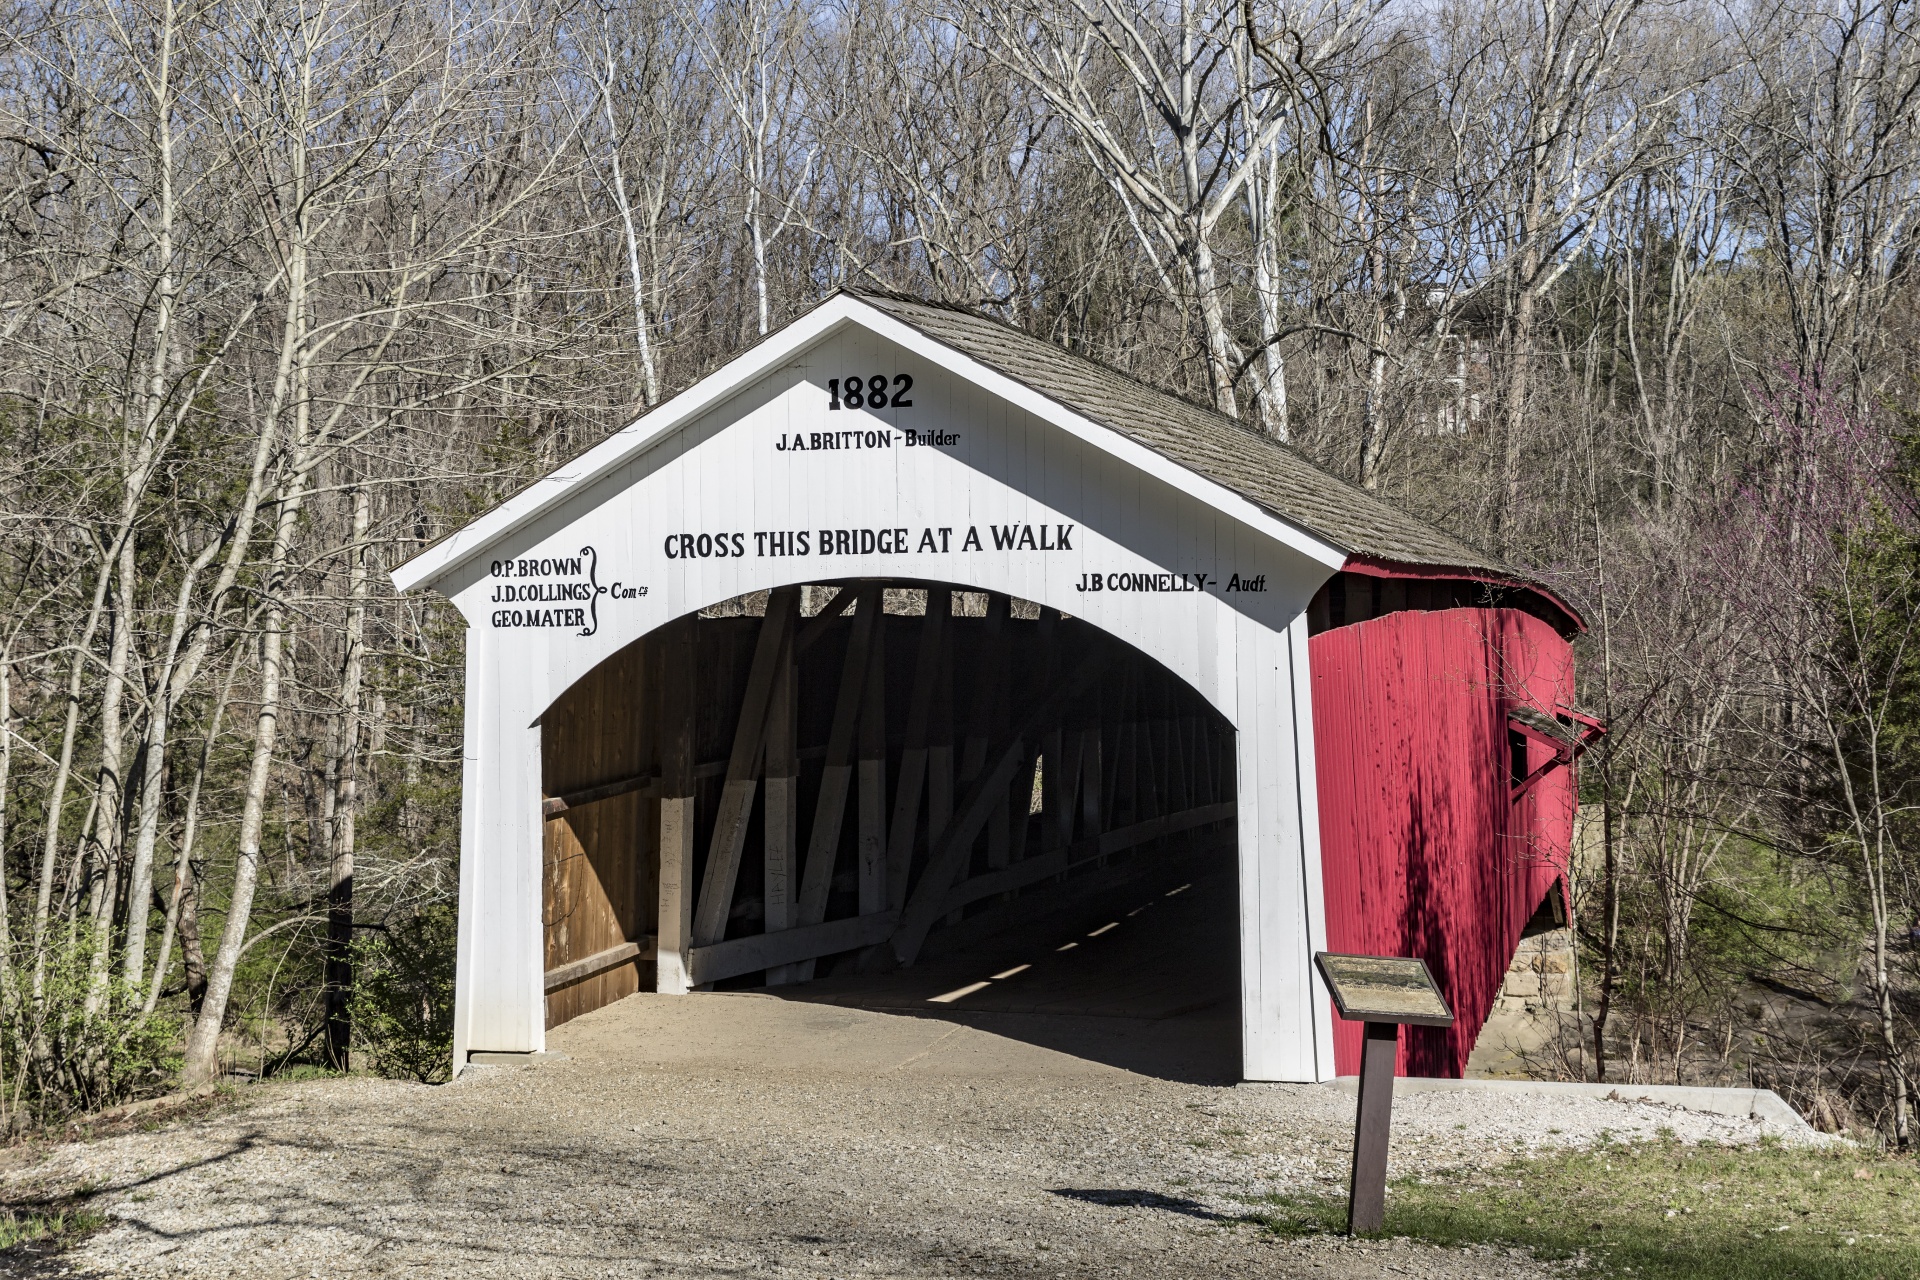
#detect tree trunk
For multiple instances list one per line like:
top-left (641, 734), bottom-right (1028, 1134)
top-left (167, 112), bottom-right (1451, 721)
top-left (180, 489), bottom-right (303, 1088)
top-left (1247, 144), bottom-right (1290, 440)
top-left (178, 869), bottom-right (208, 1018)
top-left (1189, 234), bottom-right (1242, 419)
top-left (598, 35), bottom-right (659, 406)
top-left (148, 641), bottom-right (244, 1016)
top-left (324, 486), bottom-right (369, 1070)
top-left (1592, 775), bottom-right (1618, 1081)
top-left (1499, 275), bottom-right (1538, 552)
top-left (0, 657), bottom-right (16, 1024)
top-left (82, 534), bottom-right (140, 1029)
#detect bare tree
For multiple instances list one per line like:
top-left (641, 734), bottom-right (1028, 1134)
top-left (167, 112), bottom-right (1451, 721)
top-left (685, 0), bottom-right (817, 338)
top-left (965, 0), bottom-right (1379, 431)
top-left (1730, 0), bottom-right (1920, 407)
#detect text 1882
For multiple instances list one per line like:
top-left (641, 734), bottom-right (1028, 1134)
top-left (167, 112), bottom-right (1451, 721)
top-left (828, 374), bottom-right (913, 410)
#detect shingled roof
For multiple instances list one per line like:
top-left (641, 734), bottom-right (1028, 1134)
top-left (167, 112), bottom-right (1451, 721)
top-left (856, 291), bottom-right (1508, 580)
top-left (397, 288), bottom-right (1576, 631)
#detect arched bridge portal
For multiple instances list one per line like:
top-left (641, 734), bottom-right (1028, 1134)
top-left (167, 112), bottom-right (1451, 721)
top-left (540, 582), bottom-right (1242, 1078)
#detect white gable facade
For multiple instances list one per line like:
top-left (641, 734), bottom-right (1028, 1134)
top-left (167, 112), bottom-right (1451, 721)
top-left (396, 295), bottom-right (1345, 1081)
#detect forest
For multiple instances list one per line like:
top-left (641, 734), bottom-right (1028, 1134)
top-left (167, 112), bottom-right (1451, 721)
top-left (0, 0), bottom-right (1914, 1146)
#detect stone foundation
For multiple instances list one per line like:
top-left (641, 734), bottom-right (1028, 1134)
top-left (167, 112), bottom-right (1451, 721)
top-left (1497, 926), bottom-right (1575, 1012)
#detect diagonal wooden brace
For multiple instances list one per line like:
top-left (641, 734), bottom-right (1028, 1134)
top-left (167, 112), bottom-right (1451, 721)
top-left (889, 644), bottom-right (1112, 966)
top-left (691, 586), bottom-right (800, 949)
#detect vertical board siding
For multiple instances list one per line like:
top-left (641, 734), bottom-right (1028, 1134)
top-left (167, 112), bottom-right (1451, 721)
top-left (541, 639), bottom-right (655, 1027)
top-left (1311, 607), bottom-right (1575, 1077)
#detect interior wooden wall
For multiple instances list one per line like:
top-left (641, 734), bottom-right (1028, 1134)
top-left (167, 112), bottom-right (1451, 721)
top-left (541, 636), bottom-right (656, 1026)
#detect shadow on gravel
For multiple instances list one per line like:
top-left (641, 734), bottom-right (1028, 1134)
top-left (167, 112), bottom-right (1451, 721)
top-left (1049, 1188), bottom-right (1231, 1220)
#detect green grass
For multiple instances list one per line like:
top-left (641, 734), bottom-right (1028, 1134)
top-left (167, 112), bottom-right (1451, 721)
top-left (0, 1180), bottom-right (108, 1262)
top-left (271, 1063), bottom-right (348, 1084)
top-left (0, 1203), bottom-right (107, 1253)
top-left (1250, 1138), bottom-right (1920, 1280)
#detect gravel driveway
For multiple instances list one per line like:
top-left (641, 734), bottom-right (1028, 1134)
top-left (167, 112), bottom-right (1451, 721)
top-left (6, 992), bottom-right (1812, 1280)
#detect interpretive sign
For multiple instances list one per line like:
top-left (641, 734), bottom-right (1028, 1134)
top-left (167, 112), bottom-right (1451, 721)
top-left (1314, 953), bottom-right (1454, 1028)
top-left (1314, 952), bottom-right (1455, 1237)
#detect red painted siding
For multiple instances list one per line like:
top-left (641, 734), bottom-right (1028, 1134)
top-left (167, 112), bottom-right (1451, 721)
top-left (1311, 607), bottom-right (1576, 1077)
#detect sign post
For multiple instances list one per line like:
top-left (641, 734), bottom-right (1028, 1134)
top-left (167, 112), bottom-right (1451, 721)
top-left (1313, 953), bottom-right (1455, 1236)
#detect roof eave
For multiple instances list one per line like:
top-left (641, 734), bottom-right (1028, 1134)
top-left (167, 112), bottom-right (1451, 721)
top-left (1339, 555), bottom-right (1587, 635)
top-left (390, 295), bottom-right (871, 594)
top-left (393, 292), bottom-right (1349, 595)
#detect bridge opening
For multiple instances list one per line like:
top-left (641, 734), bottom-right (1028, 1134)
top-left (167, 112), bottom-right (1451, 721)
top-left (538, 580), bottom-right (1240, 1082)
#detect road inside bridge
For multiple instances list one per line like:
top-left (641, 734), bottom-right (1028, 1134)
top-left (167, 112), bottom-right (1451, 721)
top-left (777, 844), bottom-right (1242, 1086)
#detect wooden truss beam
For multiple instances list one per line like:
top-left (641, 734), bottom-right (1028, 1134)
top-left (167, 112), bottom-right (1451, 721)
top-left (793, 582), bottom-right (862, 655)
top-left (655, 618), bottom-right (696, 994)
top-left (1043, 726), bottom-right (1083, 851)
top-left (794, 583), bottom-right (884, 979)
top-left (541, 772), bottom-right (654, 818)
top-left (889, 642), bottom-right (1114, 967)
top-left (885, 591), bottom-right (950, 910)
top-left (544, 937), bottom-right (657, 994)
top-left (692, 586), bottom-right (800, 949)
top-left (688, 910), bottom-right (899, 988)
top-left (856, 608), bottom-right (888, 916)
top-left (763, 616), bottom-right (800, 985)
top-left (975, 595), bottom-right (1011, 873)
top-left (939, 801), bottom-right (1236, 916)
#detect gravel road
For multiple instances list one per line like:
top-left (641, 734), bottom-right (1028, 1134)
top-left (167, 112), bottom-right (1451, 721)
top-left (3, 992), bottom-right (1814, 1280)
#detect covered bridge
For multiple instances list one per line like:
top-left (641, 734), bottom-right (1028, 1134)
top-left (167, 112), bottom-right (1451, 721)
top-left (392, 291), bottom-right (1589, 1081)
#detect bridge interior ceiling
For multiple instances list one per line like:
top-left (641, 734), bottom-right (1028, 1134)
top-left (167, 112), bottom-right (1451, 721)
top-left (538, 580), bottom-right (1239, 1029)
